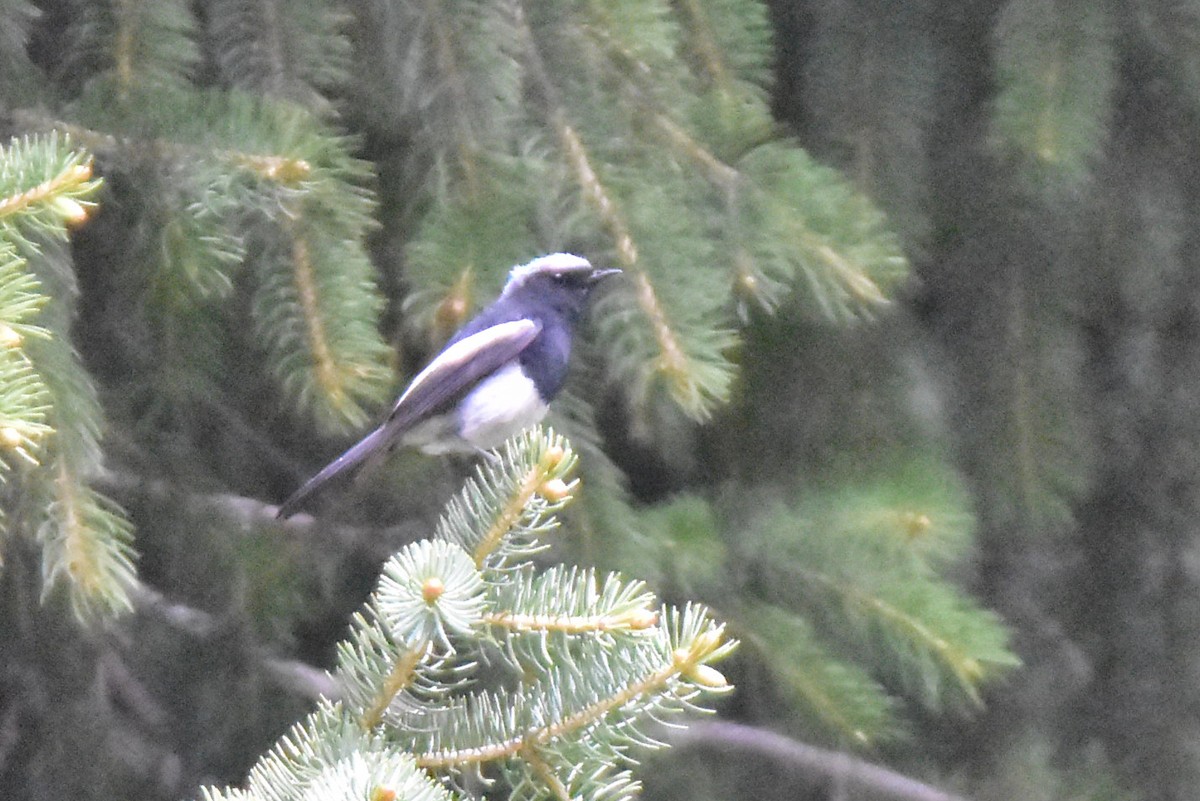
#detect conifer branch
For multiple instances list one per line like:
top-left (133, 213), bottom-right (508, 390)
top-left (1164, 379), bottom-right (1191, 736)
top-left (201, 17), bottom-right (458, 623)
top-left (800, 568), bottom-right (990, 705)
top-left (0, 246), bottom-right (46, 336)
top-left (360, 640), bottom-right (431, 730)
top-left (804, 236), bottom-right (889, 307)
top-left (257, 223), bottom-right (391, 432)
top-left (672, 0), bottom-right (774, 117)
top-left (577, 23), bottom-right (784, 324)
top-left (648, 110), bottom-right (740, 190)
top-left (41, 459), bottom-right (138, 619)
top-left (425, 0), bottom-right (482, 194)
top-left (284, 212), bottom-right (342, 404)
top-left (58, 0), bottom-right (198, 95)
top-left (495, 561), bottom-right (655, 628)
top-left (579, 22), bottom-right (741, 191)
top-left (15, 107), bottom-right (392, 437)
top-left (856, 587), bottom-right (983, 696)
top-left (483, 606), bottom-right (658, 635)
top-left (474, 456), bottom-right (556, 568)
top-left (783, 666), bottom-right (873, 746)
top-left (413, 632), bottom-right (719, 769)
top-left (737, 144), bottom-right (907, 321)
top-left (0, 159), bottom-right (96, 222)
top-left (0, 134), bottom-right (137, 621)
top-left (522, 746), bottom-right (573, 801)
top-left (735, 603), bottom-right (898, 746)
top-left (52, 458), bottom-right (90, 587)
top-left (478, 450), bottom-right (568, 564)
top-left (553, 114), bottom-right (697, 404)
top-left (582, 12), bottom-right (900, 325)
top-left (675, 0), bottom-right (732, 94)
top-left (551, 113), bottom-right (638, 268)
top-left (0, 244), bottom-right (52, 472)
top-left (233, 153), bottom-right (311, 184)
top-left (992, 0), bottom-right (1115, 190)
top-left (204, 430), bottom-right (734, 801)
top-left (430, 433), bottom-right (577, 571)
top-left (13, 110), bottom-right (323, 192)
top-left (583, 21), bottom-right (792, 326)
top-left (738, 470), bottom-right (1016, 729)
top-left (0, 350), bottom-right (51, 468)
top-left (208, 0), bottom-right (353, 114)
top-left (10, 112), bottom-right (123, 160)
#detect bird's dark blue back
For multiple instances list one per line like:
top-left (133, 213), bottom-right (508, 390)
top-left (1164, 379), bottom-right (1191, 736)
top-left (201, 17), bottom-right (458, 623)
top-left (447, 290), bottom-right (573, 402)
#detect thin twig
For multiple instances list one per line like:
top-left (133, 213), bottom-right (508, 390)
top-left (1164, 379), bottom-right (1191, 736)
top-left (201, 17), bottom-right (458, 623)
top-left (127, 580), bottom-right (339, 702)
top-left (668, 721), bottom-right (971, 801)
top-left (95, 470), bottom-right (423, 560)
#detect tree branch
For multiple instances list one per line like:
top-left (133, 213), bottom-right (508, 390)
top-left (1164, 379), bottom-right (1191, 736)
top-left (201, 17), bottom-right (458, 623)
top-left (668, 721), bottom-right (970, 801)
top-left (127, 580), bottom-right (340, 702)
top-left (95, 470), bottom-right (424, 560)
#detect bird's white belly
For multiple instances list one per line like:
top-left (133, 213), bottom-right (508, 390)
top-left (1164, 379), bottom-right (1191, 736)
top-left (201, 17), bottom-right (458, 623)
top-left (453, 363), bottom-right (549, 452)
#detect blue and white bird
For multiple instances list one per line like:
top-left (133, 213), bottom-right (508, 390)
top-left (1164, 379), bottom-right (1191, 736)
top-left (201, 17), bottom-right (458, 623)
top-left (276, 253), bottom-right (620, 519)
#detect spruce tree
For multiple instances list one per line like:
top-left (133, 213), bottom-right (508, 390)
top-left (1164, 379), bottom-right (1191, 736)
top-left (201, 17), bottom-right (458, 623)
top-left (0, 2), bottom-right (1035, 801)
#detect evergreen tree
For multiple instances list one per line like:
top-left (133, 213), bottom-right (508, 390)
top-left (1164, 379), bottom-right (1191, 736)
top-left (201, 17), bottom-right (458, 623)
top-left (23, 1), bottom-right (1190, 800)
top-left (199, 430), bottom-right (736, 801)
top-left (767, 2), bottom-right (1200, 799)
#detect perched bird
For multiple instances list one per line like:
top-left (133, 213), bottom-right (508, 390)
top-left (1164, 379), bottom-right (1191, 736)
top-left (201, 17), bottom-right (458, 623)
top-left (276, 253), bottom-right (620, 519)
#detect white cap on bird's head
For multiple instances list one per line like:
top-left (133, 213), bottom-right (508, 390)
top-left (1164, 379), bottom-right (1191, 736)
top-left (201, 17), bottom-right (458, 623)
top-left (501, 252), bottom-right (623, 297)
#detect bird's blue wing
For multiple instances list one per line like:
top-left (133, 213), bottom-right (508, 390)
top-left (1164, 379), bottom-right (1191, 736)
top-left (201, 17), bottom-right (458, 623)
top-left (275, 319), bottom-right (541, 519)
top-left (386, 318), bottom-right (541, 429)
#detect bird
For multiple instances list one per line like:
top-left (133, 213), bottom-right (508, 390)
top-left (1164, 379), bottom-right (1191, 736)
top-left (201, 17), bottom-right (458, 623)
top-left (276, 253), bottom-right (620, 519)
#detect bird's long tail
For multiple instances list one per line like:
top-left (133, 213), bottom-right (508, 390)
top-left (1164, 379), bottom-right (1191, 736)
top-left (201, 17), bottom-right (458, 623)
top-left (275, 424), bottom-right (392, 519)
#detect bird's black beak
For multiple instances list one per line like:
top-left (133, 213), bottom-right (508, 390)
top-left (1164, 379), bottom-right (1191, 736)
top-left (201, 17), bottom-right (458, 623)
top-left (587, 268), bottom-right (623, 285)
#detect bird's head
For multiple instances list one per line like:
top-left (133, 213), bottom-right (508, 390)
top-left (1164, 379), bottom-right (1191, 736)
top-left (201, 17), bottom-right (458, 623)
top-left (501, 253), bottom-right (621, 316)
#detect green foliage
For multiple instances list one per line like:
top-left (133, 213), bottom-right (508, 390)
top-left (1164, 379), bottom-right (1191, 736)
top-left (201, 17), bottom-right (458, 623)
top-left (22, 258), bottom-right (138, 618)
top-left (944, 231), bottom-right (1092, 539)
top-left (0, 135), bottom-right (100, 245)
top-left (620, 493), bottom-right (726, 595)
top-left (57, 0), bottom-right (198, 93)
top-left (801, 2), bottom-right (937, 244)
top-left (0, 134), bottom-right (135, 619)
top-left (746, 462), bottom-right (1017, 712)
top-left (351, 0), bottom-right (524, 154)
top-left (34, 479), bottom-right (137, 617)
top-left (740, 604), bottom-right (898, 747)
top-left (676, 0), bottom-right (774, 97)
top-left (586, 170), bottom-right (739, 421)
top-left (204, 429), bottom-right (736, 801)
top-left (992, 0), bottom-right (1116, 193)
top-left (207, 0), bottom-right (352, 114)
top-left (631, 454), bottom-right (1017, 747)
top-left (735, 143), bottom-right (909, 321)
top-left (63, 83), bottom-right (394, 432)
top-left (403, 153), bottom-right (570, 341)
top-left (251, 209), bottom-right (392, 432)
top-left (0, 242), bottom-right (52, 483)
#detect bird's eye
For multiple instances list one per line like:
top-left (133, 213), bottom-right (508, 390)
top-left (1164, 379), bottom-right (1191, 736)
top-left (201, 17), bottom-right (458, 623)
top-left (552, 273), bottom-right (568, 284)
